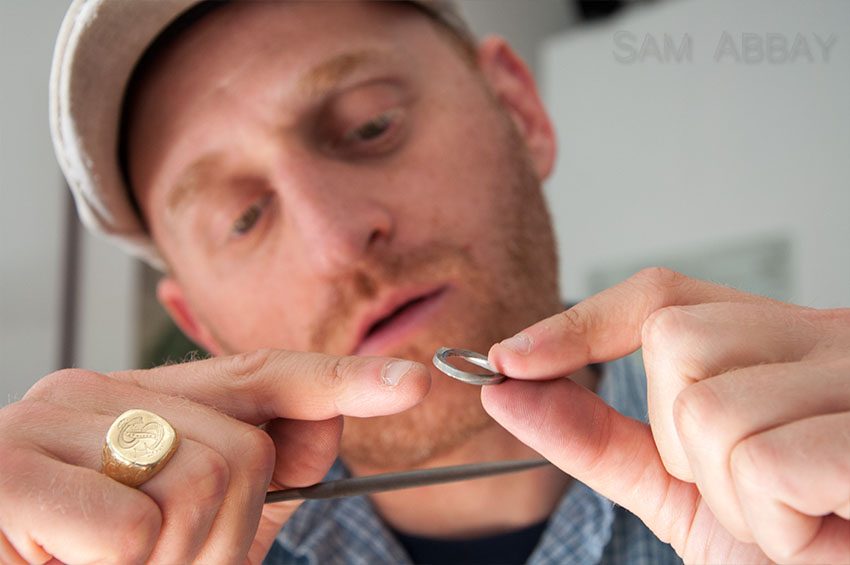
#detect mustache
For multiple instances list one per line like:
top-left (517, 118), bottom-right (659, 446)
top-left (306, 241), bottom-right (475, 354)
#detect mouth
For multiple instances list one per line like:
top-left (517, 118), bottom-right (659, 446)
top-left (353, 286), bottom-right (448, 356)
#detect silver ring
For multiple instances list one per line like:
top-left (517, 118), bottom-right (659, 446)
top-left (432, 347), bottom-right (506, 386)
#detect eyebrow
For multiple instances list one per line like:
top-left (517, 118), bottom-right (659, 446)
top-left (295, 49), bottom-right (401, 99)
top-left (166, 152), bottom-right (223, 216)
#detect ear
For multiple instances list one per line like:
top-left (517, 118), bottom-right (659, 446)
top-left (156, 276), bottom-right (226, 356)
top-left (476, 36), bottom-right (557, 180)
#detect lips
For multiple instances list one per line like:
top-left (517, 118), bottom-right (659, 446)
top-left (352, 286), bottom-right (448, 356)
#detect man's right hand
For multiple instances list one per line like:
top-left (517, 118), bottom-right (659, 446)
top-left (0, 350), bottom-right (430, 564)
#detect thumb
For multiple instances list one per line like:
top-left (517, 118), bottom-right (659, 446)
top-left (481, 377), bottom-right (696, 548)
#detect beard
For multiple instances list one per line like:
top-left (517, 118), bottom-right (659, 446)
top-left (302, 116), bottom-right (563, 471)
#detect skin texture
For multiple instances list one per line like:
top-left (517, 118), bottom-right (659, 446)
top-left (126, 1), bottom-right (566, 473)
top-left (487, 268), bottom-right (850, 564)
top-left (0, 2), bottom-right (847, 564)
top-left (3, 353), bottom-right (431, 564)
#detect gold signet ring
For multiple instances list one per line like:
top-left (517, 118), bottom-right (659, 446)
top-left (102, 409), bottom-right (179, 487)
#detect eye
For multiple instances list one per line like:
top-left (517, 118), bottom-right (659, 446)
top-left (231, 193), bottom-right (272, 237)
top-left (342, 109), bottom-right (399, 145)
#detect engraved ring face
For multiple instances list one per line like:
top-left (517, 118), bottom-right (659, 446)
top-left (432, 347), bottom-right (506, 386)
top-left (102, 409), bottom-right (178, 487)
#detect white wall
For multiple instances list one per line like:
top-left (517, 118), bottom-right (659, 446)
top-left (74, 230), bottom-right (139, 375)
top-left (1, 0), bottom-right (70, 403)
top-left (1, 0), bottom-right (138, 403)
top-left (542, 0), bottom-right (850, 308)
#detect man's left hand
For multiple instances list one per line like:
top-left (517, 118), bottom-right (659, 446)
top-left (485, 268), bottom-right (849, 564)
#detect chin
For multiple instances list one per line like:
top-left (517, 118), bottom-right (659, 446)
top-left (337, 292), bottom-right (530, 471)
top-left (340, 366), bottom-right (494, 470)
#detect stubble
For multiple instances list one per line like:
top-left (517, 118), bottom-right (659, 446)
top-left (311, 118), bottom-right (562, 470)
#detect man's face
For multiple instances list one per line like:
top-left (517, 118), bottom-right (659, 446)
top-left (127, 1), bottom-right (561, 468)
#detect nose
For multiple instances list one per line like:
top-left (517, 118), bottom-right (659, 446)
top-left (285, 168), bottom-right (394, 277)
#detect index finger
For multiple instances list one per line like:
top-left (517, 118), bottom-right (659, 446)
top-left (489, 268), bottom-right (778, 378)
top-left (108, 349), bottom-right (430, 424)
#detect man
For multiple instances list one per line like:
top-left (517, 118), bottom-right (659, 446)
top-left (0, 1), bottom-right (846, 563)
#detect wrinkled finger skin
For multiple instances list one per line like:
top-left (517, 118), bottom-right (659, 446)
top-left (487, 268), bottom-right (850, 564)
top-left (0, 350), bottom-right (429, 564)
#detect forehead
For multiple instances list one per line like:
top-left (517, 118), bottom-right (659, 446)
top-left (133, 1), bottom-right (444, 105)
top-left (126, 1), bottom-right (459, 194)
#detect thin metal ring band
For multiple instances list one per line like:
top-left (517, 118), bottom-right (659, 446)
top-left (432, 347), bottom-right (506, 386)
top-left (102, 409), bottom-right (179, 488)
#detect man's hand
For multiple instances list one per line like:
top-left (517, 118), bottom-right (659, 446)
top-left (485, 268), bottom-right (849, 564)
top-left (0, 350), bottom-right (429, 564)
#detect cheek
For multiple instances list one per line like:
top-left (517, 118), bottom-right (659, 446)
top-left (391, 103), bottom-right (515, 245)
top-left (181, 265), bottom-right (310, 353)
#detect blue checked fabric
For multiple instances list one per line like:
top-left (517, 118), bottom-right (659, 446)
top-left (264, 356), bottom-right (683, 564)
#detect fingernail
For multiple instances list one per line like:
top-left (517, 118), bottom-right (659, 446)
top-left (499, 333), bottom-right (532, 355)
top-left (381, 361), bottom-right (413, 387)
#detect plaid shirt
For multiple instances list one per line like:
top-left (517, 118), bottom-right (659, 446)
top-left (265, 356), bottom-right (683, 564)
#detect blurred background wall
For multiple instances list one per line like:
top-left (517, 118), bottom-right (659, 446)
top-left (541, 0), bottom-right (849, 308)
top-left (2, 0), bottom-right (138, 403)
top-left (2, 0), bottom-right (848, 402)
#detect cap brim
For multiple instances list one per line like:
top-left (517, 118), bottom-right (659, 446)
top-left (50, 0), bottom-right (201, 270)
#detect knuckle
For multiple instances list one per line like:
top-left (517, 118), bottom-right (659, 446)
top-left (808, 306), bottom-right (850, 327)
top-left (633, 266), bottom-right (688, 290)
top-left (117, 498), bottom-right (162, 564)
top-left (557, 306), bottom-right (586, 335)
top-left (641, 307), bottom-right (697, 356)
top-left (642, 308), bottom-right (677, 348)
top-left (672, 382), bottom-right (724, 451)
top-left (808, 307), bottom-right (850, 349)
top-left (316, 356), bottom-right (347, 389)
top-left (189, 449), bottom-right (231, 507)
top-left (0, 442), bottom-right (38, 498)
top-left (0, 399), bottom-right (48, 431)
top-left (224, 348), bottom-right (276, 387)
top-left (730, 440), bottom-right (808, 564)
top-left (237, 426), bottom-right (276, 479)
top-left (22, 368), bottom-right (105, 402)
top-left (729, 437), bottom-right (767, 491)
top-left (631, 267), bottom-right (693, 307)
